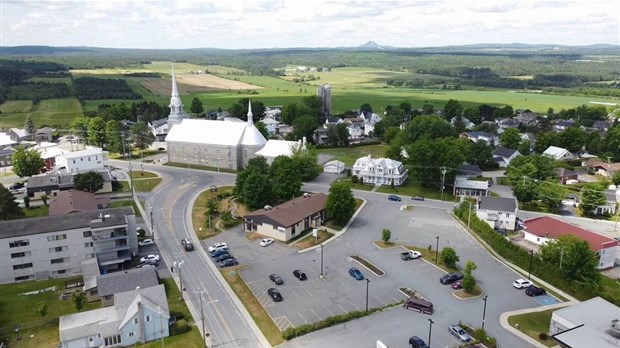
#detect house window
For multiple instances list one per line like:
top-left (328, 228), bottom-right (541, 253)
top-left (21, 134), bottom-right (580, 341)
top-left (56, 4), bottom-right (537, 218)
top-left (134, 318), bottom-right (138, 324)
top-left (15, 275), bottom-right (34, 282)
top-left (128, 332), bottom-right (134, 337)
top-left (11, 251), bottom-right (30, 258)
top-left (146, 315), bottom-right (150, 322)
top-left (52, 269), bottom-right (67, 275)
top-left (83, 231), bottom-right (92, 238)
top-left (72, 159), bottom-right (75, 164)
top-left (47, 234), bottom-right (67, 241)
top-left (49, 246), bottom-right (68, 253)
top-left (84, 242), bottom-right (93, 248)
top-left (13, 263), bottom-right (33, 270)
top-left (51, 257), bottom-right (67, 264)
top-left (9, 239), bottom-right (29, 248)
top-left (505, 213), bottom-right (509, 217)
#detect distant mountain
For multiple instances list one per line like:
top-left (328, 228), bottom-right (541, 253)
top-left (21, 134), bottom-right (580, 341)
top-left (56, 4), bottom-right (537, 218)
top-left (358, 41), bottom-right (381, 49)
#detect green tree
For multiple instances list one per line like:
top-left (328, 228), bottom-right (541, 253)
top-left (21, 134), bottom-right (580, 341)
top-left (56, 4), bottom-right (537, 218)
top-left (462, 260), bottom-right (478, 293)
top-left (240, 171), bottom-right (273, 210)
top-left (71, 116), bottom-right (89, 144)
top-left (468, 140), bottom-right (496, 170)
top-left (36, 301), bottom-right (48, 317)
top-left (383, 127), bottom-right (401, 145)
top-left (281, 103), bottom-right (299, 126)
top-left (442, 99), bottom-right (463, 121)
top-left (72, 291), bottom-right (86, 312)
top-left (540, 235), bottom-right (600, 284)
top-left (130, 122), bottom-right (155, 156)
top-left (12, 147), bottom-right (44, 177)
top-left (40, 194), bottom-right (49, 206)
top-left (538, 180), bottom-right (565, 211)
top-left (612, 171), bottom-right (620, 186)
top-left (233, 156), bottom-right (270, 196)
top-left (25, 114), bottom-right (35, 140)
top-left (270, 156), bottom-right (302, 201)
top-left (326, 125), bottom-right (339, 147)
top-left (290, 143), bottom-right (320, 181)
top-left (499, 128), bottom-right (522, 149)
top-left (190, 97), bottom-right (204, 116)
top-left (74, 171), bottom-right (104, 193)
top-left (401, 115), bottom-right (456, 144)
top-left (601, 125), bottom-right (620, 162)
top-left (463, 106), bottom-right (481, 124)
top-left (422, 104), bottom-right (434, 115)
top-left (229, 98), bottom-right (266, 123)
top-left (517, 140), bottom-right (531, 155)
top-left (336, 123), bottom-right (349, 147)
top-left (440, 247), bottom-right (460, 268)
top-left (0, 186), bottom-right (24, 220)
top-left (87, 116), bottom-right (106, 148)
top-left (580, 183), bottom-right (607, 216)
top-left (325, 181), bottom-right (355, 225)
top-left (360, 103), bottom-right (373, 114)
top-left (292, 115), bottom-right (319, 143)
top-left (105, 120), bottom-right (123, 154)
top-left (558, 127), bottom-right (586, 154)
top-left (381, 228), bottom-right (391, 243)
top-left (506, 154), bottom-right (557, 182)
top-left (255, 121), bottom-right (269, 139)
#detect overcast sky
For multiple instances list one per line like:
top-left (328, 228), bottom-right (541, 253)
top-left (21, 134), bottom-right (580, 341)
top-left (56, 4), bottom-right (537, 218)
top-left (2, 0), bottom-right (619, 49)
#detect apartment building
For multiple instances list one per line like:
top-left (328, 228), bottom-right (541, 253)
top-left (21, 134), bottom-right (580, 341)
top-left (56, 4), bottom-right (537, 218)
top-left (0, 207), bottom-right (137, 284)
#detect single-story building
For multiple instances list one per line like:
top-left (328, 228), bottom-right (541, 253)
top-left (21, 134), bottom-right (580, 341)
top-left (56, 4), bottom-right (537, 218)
top-left (243, 193), bottom-right (327, 241)
top-left (522, 216), bottom-right (618, 269)
top-left (323, 160), bottom-right (346, 174)
top-left (34, 127), bottom-right (54, 143)
top-left (453, 176), bottom-right (489, 197)
top-left (9, 128), bottom-right (30, 142)
top-left (27, 170), bottom-right (114, 199)
top-left (549, 297), bottom-right (619, 348)
top-left (49, 190), bottom-right (110, 216)
top-left (557, 167), bottom-right (579, 185)
top-left (476, 197), bottom-right (518, 231)
top-left (96, 267), bottom-right (159, 307)
top-left (584, 158), bottom-right (620, 178)
top-left (543, 146), bottom-right (574, 161)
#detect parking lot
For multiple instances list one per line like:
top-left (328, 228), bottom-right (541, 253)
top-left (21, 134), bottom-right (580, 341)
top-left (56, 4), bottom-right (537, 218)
top-left (204, 199), bottom-right (552, 347)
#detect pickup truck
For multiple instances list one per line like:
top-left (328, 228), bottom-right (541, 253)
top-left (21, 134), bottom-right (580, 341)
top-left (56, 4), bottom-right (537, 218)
top-left (401, 250), bottom-right (422, 260)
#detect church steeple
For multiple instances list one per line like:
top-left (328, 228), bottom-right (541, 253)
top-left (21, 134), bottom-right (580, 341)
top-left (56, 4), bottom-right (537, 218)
top-left (171, 65), bottom-right (179, 98)
top-left (246, 99), bottom-right (254, 126)
top-left (167, 64), bottom-right (188, 129)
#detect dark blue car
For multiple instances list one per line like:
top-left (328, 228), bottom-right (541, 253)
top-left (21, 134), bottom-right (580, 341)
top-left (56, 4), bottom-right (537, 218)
top-left (348, 267), bottom-right (364, 280)
top-left (388, 195), bottom-right (401, 201)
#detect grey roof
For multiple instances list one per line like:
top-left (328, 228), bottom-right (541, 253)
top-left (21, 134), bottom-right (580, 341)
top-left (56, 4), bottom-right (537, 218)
top-left (493, 147), bottom-right (518, 158)
top-left (454, 176), bottom-right (489, 190)
top-left (81, 258), bottom-right (100, 291)
top-left (478, 197), bottom-right (517, 212)
top-left (0, 207), bottom-right (134, 238)
top-left (557, 167), bottom-right (578, 177)
top-left (0, 148), bottom-right (15, 156)
top-left (96, 267), bottom-right (159, 297)
top-left (552, 297), bottom-right (620, 348)
top-left (457, 164), bottom-right (482, 176)
top-left (35, 127), bottom-right (54, 134)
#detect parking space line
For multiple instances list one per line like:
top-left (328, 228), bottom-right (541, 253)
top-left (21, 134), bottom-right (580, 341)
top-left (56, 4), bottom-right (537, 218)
top-left (289, 288), bottom-right (303, 300)
top-left (310, 309), bottom-right (322, 321)
top-left (297, 284), bottom-right (314, 297)
top-left (297, 312), bottom-right (310, 324)
top-left (324, 305), bottom-right (336, 317)
top-left (337, 303), bottom-right (348, 314)
top-left (371, 293), bottom-right (388, 307)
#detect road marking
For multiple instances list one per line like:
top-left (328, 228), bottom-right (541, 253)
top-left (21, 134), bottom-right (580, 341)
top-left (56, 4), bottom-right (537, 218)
top-left (337, 303), bottom-right (348, 314)
top-left (297, 312), bottom-right (310, 324)
top-left (324, 305), bottom-right (335, 317)
top-left (310, 309), bottom-right (322, 321)
top-left (289, 288), bottom-right (302, 300)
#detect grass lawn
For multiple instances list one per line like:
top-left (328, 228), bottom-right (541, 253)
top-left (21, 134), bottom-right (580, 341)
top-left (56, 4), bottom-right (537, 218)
top-left (220, 265), bottom-right (284, 346)
top-left (5, 322), bottom-right (59, 348)
top-left (600, 276), bottom-right (620, 306)
top-left (0, 98), bottom-right (82, 129)
top-left (23, 205), bottom-right (49, 218)
top-left (453, 285), bottom-right (483, 298)
top-left (121, 178), bottom-right (162, 192)
top-left (337, 177), bottom-right (374, 191)
top-left (293, 229), bottom-right (335, 250)
top-left (403, 244), bottom-right (459, 273)
top-left (129, 170), bottom-right (158, 179)
top-left (324, 198), bottom-right (364, 230)
top-left (0, 276), bottom-right (100, 328)
top-left (109, 200), bottom-right (143, 218)
top-left (507, 309), bottom-right (556, 347)
top-left (141, 328), bottom-right (204, 348)
top-left (316, 144), bottom-right (389, 166)
top-left (376, 180), bottom-right (454, 201)
top-left (192, 186), bottom-right (247, 239)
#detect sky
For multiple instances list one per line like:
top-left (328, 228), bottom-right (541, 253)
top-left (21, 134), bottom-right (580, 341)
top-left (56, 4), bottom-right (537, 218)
top-left (1, 0), bottom-right (619, 49)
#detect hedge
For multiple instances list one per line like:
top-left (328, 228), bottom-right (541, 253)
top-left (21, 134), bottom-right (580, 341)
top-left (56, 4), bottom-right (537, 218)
top-left (282, 301), bottom-right (402, 340)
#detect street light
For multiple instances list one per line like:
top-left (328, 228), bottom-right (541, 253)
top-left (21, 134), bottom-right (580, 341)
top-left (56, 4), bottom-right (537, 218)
top-left (435, 236), bottom-right (439, 265)
top-left (197, 290), bottom-right (219, 348)
top-left (320, 243), bottom-right (324, 279)
top-left (365, 279), bottom-right (370, 312)
top-left (528, 250), bottom-right (534, 280)
top-left (427, 319), bottom-right (434, 348)
top-left (482, 295), bottom-right (488, 331)
top-left (175, 260), bottom-right (186, 295)
top-left (14, 325), bottom-right (21, 341)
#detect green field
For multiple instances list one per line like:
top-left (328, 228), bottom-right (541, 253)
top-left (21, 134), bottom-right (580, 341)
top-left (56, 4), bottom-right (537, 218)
top-left (317, 144), bottom-right (389, 166)
top-left (0, 98), bottom-right (82, 129)
top-left (0, 100), bottom-right (33, 113)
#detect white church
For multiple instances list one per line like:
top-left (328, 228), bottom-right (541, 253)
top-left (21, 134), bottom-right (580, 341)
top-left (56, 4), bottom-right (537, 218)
top-left (164, 67), bottom-right (302, 170)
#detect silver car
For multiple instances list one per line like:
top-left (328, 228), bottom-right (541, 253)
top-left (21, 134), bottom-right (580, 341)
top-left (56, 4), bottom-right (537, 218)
top-left (449, 324), bottom-right (471, 342)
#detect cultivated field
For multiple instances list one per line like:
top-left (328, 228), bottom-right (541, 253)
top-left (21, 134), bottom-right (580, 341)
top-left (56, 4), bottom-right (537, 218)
top-left (133, 75), bottom-right (262, 97)
top-left (0, 98), bottom-right (82, 129)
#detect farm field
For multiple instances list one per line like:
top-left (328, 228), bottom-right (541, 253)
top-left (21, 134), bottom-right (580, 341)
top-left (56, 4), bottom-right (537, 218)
top-left (0, 98), bottom-right (82, 129)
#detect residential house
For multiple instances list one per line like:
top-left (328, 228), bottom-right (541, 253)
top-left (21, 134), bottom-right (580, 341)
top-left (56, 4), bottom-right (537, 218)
top-left (549, 297), bottom-right (619, 348)
top-left (456, 164), bottom-right (482, 179)
top-left (55, 147), bottom-right (106, 174)
top-left (585, 158), bottom-right (620, 178)
top-left (59, 284), bottom-right (169, 348)
top-left (37, 146), bottom-right (68, 171)
top-left (0, 132), bottom-right (17, 147)
top-left (521, 216), bottom-right (618, 269)
top-left (453, 176), bottom-right (489, 197)
top-left (9, 128), bottom-right (30, 142)
top-left (352, 155), bottom-right (408, 186)
top-left (49, 190), bottom-right (110, 216)
top-left (323, 160), bottom-right (345, 174)
top-left (324, 116), bottom-right (344, 129)
top-left (148, 119), bottom-right (169, 142)
top-left (348, 124), bottom-right (364, 140)
top-left (264, 107), bottom-right (282, 121)
top-left (26, 170), bottom-right (114, 199)
top-left (476, 197), bottom-right (518, 231)
top-left (497, 118), bottom-right (519, 131)
top-left (34, 127), bottom-right (54, 143)
top-left (557, 168), bottom-right (579, 184)
top-left (460, 131), bottom-right (497, 146)
top-left (0, 207), bottom-right (137, 284)
top-left (543, 146), bottom-right (574, 161)
top-left (261, 118), bottom-right (281, 135)
top-left (553, 120), bottom-right (575, 132)
top-left (451, 117), bottom-right (475, 130)
top-left (0, 148), bottom-right (14, 167)
top-left (513, 111), bottom-right (538, 125)
top-left (493, 147), bottom-right (521, 168)
top-left (243, 193), bottom-right (327, 242)
top-left (592, 120), bottom-right (612, 132)
top-left (96, 267), bottom-right (159, 307)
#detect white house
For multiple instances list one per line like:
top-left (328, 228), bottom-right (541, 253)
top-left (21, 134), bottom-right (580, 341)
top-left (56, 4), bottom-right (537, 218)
top-left (348, 124), bottom-right (364, 139)
top-left (453, 176), bottom-right (489, 197)
top-left (254, 139), bottom-right (304, 165)
top-left (352, 155), bottom-right (408, 186)
top-left (55, 147), bottom-right (106, 174)
top-left (323, 160), bottom-right (345, 174)
top-left (261, 118), bottom-right (281, 135)
top-left (549, 297), bottom-right (620, 348)
top-left (543, 146), bottom-right (574, 161)
top-left (492, 147), bottom-right (521, 168)
top-left (476, 197), bottom-right (518, 231)
top-left (59, 284), bottom-right (169, 348)
top-left (522, 216), bottom-right (618, 269)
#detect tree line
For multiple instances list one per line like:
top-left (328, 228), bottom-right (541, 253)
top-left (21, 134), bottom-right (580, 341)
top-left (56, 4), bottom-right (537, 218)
top-left (73, 77), bottom-right (142, 100)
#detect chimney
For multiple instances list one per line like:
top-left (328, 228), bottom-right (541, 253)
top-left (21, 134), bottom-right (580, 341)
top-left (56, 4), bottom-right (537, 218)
top-left (137, 300), bottom-right (146, 344)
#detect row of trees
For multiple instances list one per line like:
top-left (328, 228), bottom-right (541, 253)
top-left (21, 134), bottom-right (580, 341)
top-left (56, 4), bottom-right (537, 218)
top-left (70, 116), bottom-right (155, 155)
top-left (6, 81), bottom-right (70, 101)
top-left (74, 77), bottom-right (142, 100)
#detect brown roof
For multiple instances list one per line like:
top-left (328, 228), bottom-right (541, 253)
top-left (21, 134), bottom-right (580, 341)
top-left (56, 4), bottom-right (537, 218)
top-left (49, 190), bottom-right (110, 216)
top-left (244, 193), bottom-right (327, 228)
top-left (585, 159), bottom-right (620, 172)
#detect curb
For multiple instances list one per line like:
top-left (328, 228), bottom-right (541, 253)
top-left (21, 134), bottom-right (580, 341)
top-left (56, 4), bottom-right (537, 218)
top-left (499, 302), bottom-right (574, 348)
top-left (348, 255), bottom-right (385, 277)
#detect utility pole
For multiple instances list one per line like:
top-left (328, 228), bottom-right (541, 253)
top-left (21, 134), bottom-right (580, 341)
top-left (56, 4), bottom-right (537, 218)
top-left (435, 236), bottom-right (439, 265)
top-left (482, 295), bottom-right (488, 331)
top-left (365, 279), bottom-right (370, 312)
top-left (468, 200), bottom-right (473, 228)
top-left (320, 244), bottom-right (324, 279)
top-left (122, 131), bottom-right (135, 197)
top-left (559, 247), bottom-right (564, 269)
top-left (440, 166), bottom-right (448, 201)
top-left (427, 319), bottom-right (434, 348)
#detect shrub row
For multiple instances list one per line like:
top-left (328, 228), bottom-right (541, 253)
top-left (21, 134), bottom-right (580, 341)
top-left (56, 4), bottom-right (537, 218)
top-left (453, 203), bottom-right (618, 305)
top-left (282, 302), bottom-right (402, 340)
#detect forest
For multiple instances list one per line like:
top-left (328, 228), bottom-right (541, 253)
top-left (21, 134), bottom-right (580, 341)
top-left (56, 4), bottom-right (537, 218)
top-left (73, 77), bottom-right (142, 100)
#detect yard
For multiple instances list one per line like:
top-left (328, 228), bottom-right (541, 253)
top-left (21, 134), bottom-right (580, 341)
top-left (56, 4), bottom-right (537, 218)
top-left (109, 200), bottom-right (143, 218)
top-left (376, 179), bottom-right (454, 201)
top-left (120, 177), bottom-right (162, 192)
top-left (192, 186), bottom-right (249, 239)
top-left (23, 205), bottom-right (49, 218)
top-left (316, 144), bottom-right (388, 166)
top-left (507, 309), bottom-right (557, 347)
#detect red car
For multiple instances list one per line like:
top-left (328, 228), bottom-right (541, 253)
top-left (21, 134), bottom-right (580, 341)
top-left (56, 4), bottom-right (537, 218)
top-left (451, 280), bottom-right (463, 289)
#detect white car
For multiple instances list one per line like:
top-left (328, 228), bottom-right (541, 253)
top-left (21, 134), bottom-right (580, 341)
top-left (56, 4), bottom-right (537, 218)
top-left (259, 238), bottom-right (274, 247)
top-left (140, 254), bottom-right (160, 263)
top-left (513, 278), bottom-right (533, 289)
top-left (208, 242), bottom-right (228, 252)
top-left (138, 239), bottom-right (154, 247)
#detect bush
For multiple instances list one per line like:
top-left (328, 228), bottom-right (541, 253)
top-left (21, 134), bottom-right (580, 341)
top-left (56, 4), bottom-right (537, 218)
top-left (137, 229), bottom-right (145, 237)
top-left (346, 169), bottom-right (352, 177)
top-left (171, 319), bottom-right (191, 335)
top-left (351, 175), bottom-right (358, 184)
top-left (539, 332), bottom-right (548, 340)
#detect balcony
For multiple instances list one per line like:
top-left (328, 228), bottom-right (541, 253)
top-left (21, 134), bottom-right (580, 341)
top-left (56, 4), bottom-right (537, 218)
top-left (94, 240), bottom-right (130, 253)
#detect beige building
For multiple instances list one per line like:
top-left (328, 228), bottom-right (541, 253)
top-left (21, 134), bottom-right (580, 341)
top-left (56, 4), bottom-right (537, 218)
top-left (243, 193), bottom-right (327, 241)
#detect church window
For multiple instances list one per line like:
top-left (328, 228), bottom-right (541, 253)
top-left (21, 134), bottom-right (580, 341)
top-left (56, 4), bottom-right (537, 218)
top-left (243, 150), bottom-right (248, 158)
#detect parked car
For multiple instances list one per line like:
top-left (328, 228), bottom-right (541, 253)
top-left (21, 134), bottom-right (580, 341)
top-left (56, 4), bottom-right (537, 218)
top-left (9, 182), bottom-right (24, 191)
top-left (219, 258), bottom-right (238, 268)
top-left (138, 239), bottom-right (154, 247)
top-left (211, 249), bottom-right (230, 258)
top-left (412, 196), bottom-right (425, 201)
top-left (388, 195), bottom-right (401, 202)
top-left (208, 242), bottom-right (228, 252)
top-left (403, 298), bottom-right (434, 314)
top-left (293, 270), bottom-right (307, 281)
top-left (269, 274), bottom-right (284, 285)
top-left (259, 238), bottom-right (274, 247)
top-left (440, 272), bottom-right (464, 285)
top-left (408, 336), bottom-right (429, 348)
top-left (215, 253), bottom-right (233, 262)
top-left (181, 238), bottom-right (194, 251)
top-left (451, 280), bottom-right (463, 290)
top-left (513, 278), bottom-right (532, 289)
top-left (267, 288), bottom-right (283, 302)
top-left (525, 285), bottom-right (547, 297)
top-left (348, 267), bottom-right (364, 280)
top-left (401, 250), bottom-right (422, 260)
top-left (449, 324), bottom-right (471, 342)
top-left (140, 254), bottom-right (160, 263)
